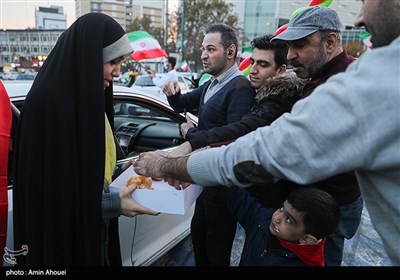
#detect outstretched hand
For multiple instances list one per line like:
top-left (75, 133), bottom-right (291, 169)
top-left (163, 80), bottom-right (180, 97)
top-left (120, 184), bottom-right (159, 217)
top-left (134, 151), bottom-right (194, 190)
top-left (163, 177), bottom-right (192, 190)
top-left (133, 151), bottom-right (165, 178)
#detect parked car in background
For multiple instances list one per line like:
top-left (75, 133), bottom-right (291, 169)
top-left (16, 74), bottom-right (35, 80)
top-left (113, 71), bottom-right (131, 84)
top-left (4, 81), bottom-right (198, 266)
top-left (130, 73), bottom-right (195, 102)
top-left (0, 71), bottom-right (19, 80)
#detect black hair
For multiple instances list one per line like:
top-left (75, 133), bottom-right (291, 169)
top-left (287, 188), bottom-right (341, 240)
top-left (167, 56), bottom-right (177, 68)
top-left (251, 35), bottom-right (289, 70)
top-left (205, 23), bottom-right (238, 57)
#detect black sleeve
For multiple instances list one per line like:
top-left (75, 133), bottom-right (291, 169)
top-left (226, 186), bottom-right (274, 230)
top-left (167, 82), bottom-right (209, 113)
top-left (187, 94), bottom-right (294, 150)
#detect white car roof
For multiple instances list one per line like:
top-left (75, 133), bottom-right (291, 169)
top-left (2, 81), bottom-right (33, 98)
top-left (2, 80), bottom-right (168, 102)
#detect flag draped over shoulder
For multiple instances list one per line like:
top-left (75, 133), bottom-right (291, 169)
top-left (127, 31), bottom-right (167, 61)
top-left (180, 60), bottom-right (189, 72)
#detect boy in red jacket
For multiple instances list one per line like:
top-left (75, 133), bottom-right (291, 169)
top-left (227, 187), bottom-right (340, 266)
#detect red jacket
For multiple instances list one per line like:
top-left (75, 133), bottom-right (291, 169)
top-left (0, 81), bottom-right (12, 257)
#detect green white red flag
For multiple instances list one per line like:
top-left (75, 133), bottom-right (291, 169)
top-left (238, 56), bottom-right (251, 76)
top-left (237, 46), bottom-right (253, 76)
top-left (240, 46), bottom-right (253, 62)
top-left (358, 32), bottom-right (372, 49)
top-left (180, 60), bottom-right (189, 72)
top-left (127, 31), bottom-right (167, 61)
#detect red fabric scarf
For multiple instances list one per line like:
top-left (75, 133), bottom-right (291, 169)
top-left (278, 237), bottom-right (326, 266)
top-left (0, 81), bottom-right (12, 256)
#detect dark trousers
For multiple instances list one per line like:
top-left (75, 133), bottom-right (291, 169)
top-left (324, 196), bottom-right (363, 266)
top-left (191, 187), bottom-right (237, 266)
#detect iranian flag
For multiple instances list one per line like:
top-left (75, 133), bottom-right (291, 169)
top-left (238, 56), bottom-right (251, 76)
top-left (359, 32), bottom-right (372, 49)
top-left (180, 60), bottom-right (189, 72)
top-left (127, 31), bottom-right (167, 61)
top-left (240, 46), bottom-right (252, 62)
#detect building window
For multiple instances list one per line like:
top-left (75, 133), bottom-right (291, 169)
top-left (91, 3), bottom-right (102, 10)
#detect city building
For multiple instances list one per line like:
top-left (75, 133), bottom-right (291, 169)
top-left (131, 0), bottom-right (164, 29)
top-left (75, 0), bottom-right (129, 29)
top-left (75, 0), bottom-right (165, 31)
top-left (1, 4), bottom-right (68, 71)
top-left (35, 6), bottom-right (67, 29)
top-left (0, 29), bottom-right (64, 71)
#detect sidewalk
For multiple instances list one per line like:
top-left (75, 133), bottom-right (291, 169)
top-left (152, 205), bottom-right (393, 266)
top-left (341, 206), bottom-right (392, 266)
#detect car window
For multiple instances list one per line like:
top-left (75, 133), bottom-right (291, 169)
top-left (177, 77), bottom-right (188, 91)
top-left (134, 76), bottom-right (155, 87)
top-left (16, 74), bottom-right (35, 80)
top-left (114, 101), bottom-right (172, 121)
top-left (183, 77), bottom-right (194, 89)
top-left (113, 99), bottom-right (185, 157)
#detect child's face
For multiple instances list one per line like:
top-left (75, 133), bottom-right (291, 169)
top-left (269, 200), bottom-right (306, 243)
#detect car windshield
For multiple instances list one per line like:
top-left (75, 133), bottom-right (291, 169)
top-left (16, 74), bottom-right (35, 80)
top-left (134, 76), bottom-right (155, 87)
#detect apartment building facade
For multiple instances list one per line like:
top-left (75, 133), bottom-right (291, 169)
top-left (75, 0), bottom-right (165, 31)
top-left (0, 29), bottom-right (64, 70)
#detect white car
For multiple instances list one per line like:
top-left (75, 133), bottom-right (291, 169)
top-left (0, 71), bottom-right (19, 80)
top-left (130, 74), bottom-right (195, 102)
top-left (3, 81), bottom-right (198, 266)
